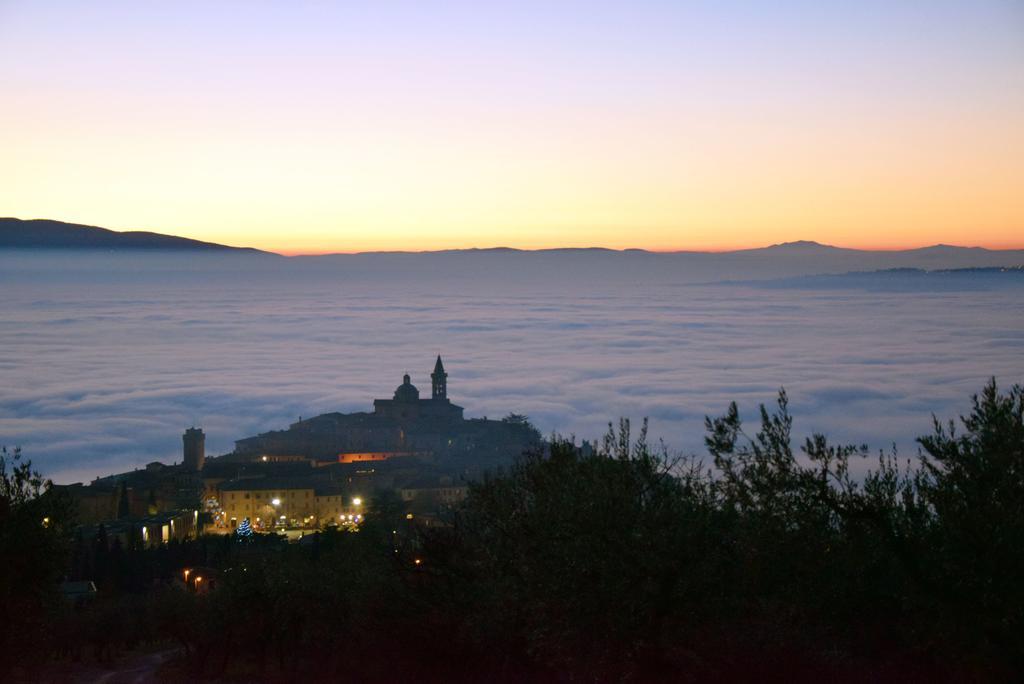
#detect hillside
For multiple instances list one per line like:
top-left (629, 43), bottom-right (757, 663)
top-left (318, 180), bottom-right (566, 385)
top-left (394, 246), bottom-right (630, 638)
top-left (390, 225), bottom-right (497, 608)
top-left (0, 218), bottom-right (267, 252)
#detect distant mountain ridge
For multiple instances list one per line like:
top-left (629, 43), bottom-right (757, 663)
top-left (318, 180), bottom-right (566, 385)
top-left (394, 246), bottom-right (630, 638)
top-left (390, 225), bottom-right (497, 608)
top-left (292, 237), bottom-right (1024, 285)
top-left (724, 265), bottom-right (1024, 293)
top-left (3, 217), bottom-right (1021, 258)
top-left (0, 218), bottom-right (268, 252)
top-left (310, 239), bottom-right (1018, 258)
top-left (3, 219), bottom-right (1023, 283)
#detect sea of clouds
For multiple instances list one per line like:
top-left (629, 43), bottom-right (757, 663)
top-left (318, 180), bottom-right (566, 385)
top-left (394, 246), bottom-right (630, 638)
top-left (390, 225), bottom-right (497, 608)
top-left (1, 251), bottom-right (1022, 483)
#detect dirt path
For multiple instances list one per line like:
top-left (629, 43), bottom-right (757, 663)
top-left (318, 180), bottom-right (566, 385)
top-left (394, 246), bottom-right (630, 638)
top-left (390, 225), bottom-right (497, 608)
top-left (86, 647), bottom-right (181, 684)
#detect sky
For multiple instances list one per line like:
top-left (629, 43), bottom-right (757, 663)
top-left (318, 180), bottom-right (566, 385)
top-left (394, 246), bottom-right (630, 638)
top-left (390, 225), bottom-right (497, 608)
top-left (1, 1), bottom-right (1022, 253)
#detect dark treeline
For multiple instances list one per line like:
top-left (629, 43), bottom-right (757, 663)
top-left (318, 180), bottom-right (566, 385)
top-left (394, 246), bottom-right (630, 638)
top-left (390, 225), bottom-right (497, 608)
top-left (2, 380), bottom-right (1022, 681)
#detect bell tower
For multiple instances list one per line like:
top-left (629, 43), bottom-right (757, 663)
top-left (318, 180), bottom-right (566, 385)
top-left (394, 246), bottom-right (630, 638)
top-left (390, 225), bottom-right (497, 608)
top-left (183, 427), bottom-right (205, 472)
top-left (431, 355), bottom-right (448, 400)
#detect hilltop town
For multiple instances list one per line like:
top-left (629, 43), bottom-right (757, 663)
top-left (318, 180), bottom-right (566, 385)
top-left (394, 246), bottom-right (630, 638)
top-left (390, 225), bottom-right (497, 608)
top-left (56, 356), bottom-right (541, 544)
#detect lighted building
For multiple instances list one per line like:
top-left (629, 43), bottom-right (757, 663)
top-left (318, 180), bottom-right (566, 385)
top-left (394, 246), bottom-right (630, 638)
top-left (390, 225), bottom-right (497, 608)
top-left (336, 451), bottom-right (426, 464)
top-left (218, 477), bottom-right (363, 529)
top-left (135, 509), bottom-right (201, 547)
top-left (79, 508), bottom-right (201, 550)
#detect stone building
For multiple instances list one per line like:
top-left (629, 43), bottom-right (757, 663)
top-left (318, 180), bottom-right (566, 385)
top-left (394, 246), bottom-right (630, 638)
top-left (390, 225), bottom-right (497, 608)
top-left (399, 477), bottom-right (469, 508)
top-left (79, 508), bottom-right (201, 550)
top-left (183, 427), bottom-right (205, 471)
top-left (231, 356), bottom-right (540, 467)
top-left (218, 477), bottom-right (363, 530)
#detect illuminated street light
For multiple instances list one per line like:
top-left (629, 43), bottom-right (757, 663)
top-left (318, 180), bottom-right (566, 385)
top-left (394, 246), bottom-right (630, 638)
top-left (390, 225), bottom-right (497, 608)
top-left (271, 498), bottom-right (281, 506)
top-left (352, 497), bottom-right (362, 506)
top-left (184, 569), bottom-right (191, 583)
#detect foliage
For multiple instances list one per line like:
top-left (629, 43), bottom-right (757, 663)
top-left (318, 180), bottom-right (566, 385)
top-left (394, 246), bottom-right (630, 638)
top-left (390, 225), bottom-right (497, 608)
top-left (917, 380), bottom-right (1024, 665)
top-left (8, 381), bottom-right (1024, 680)
top-left (423, 420), bottom-right (720, 678)
top-left (0, 447), bottom-right (75, 676)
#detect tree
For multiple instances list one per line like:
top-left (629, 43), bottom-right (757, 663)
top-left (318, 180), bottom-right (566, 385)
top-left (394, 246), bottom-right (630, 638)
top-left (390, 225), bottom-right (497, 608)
top-left (235, 517), bottom-right (253, 540)
top-left (0, 447), bottom-right (74, 675)
top-left (426, 428), bottom-right (706, 678)
top-left (917, 379), bottom-right (1024, 664)
top-left (702, 391), bottom-right (942, 672)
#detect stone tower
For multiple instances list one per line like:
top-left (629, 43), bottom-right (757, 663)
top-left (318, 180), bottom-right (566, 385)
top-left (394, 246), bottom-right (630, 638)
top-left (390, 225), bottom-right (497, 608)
top-left (431, 355), bottom-right (448, 400)
top-left (183, 427), bottom-right (205, 472)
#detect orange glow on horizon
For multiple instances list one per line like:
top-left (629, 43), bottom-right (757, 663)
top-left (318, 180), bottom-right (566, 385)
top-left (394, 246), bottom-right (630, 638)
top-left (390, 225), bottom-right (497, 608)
top-left (2, 3), bottom-right (1022, 257)
top-left (14, 214), bottom-right (1023, 256)
top-left (248, 233), bottom-right (1024, 257)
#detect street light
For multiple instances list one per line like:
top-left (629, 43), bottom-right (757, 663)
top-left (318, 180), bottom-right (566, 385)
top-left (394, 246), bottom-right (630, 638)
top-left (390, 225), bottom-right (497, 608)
top-left (184, 569), bottom-right (191, 583)
top-left (352, 497), bottom-right (362, 506)
top-left (271, 498), bottom-right (281, 506)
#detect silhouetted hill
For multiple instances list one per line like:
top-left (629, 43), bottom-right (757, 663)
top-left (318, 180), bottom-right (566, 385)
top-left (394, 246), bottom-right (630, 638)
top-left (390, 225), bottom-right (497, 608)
top-left (4, 219), bottom-right (1024, 283)
top-left (733, 240), bottom-right (856, 255)
top-left (727, 266), bottom-right (1024, 292)
top-left (0, 218), bottom-right (269, 253)
top-left (298, 241), bottom-right (1024, 286)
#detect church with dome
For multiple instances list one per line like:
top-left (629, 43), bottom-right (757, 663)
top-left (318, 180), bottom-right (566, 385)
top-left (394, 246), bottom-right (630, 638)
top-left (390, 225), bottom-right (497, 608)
top-left (372, 356), bottom-right (464, 422)
top-left (229, 356), bottom-right (538, 468)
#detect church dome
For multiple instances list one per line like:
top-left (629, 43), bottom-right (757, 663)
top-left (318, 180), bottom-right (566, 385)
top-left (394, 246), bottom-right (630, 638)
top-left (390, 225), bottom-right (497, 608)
top-left (394, 374), bottom-right (420, 402)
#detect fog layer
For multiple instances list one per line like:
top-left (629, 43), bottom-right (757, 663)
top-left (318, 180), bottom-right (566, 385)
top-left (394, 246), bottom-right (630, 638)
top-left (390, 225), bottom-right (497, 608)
top-left (1, 251), bottom-right (1021, 483)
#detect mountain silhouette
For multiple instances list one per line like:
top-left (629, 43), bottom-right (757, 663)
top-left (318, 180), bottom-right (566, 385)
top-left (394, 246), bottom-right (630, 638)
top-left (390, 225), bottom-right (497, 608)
top-left (3, 219), bottom-right (1022, 279)
top-left (0, 218), bottom-right (268, 252)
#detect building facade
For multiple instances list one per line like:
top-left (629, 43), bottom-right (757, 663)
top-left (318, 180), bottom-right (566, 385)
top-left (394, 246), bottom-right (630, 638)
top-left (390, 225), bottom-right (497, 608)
top-left (218, 477), bottom-right (364, 530)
